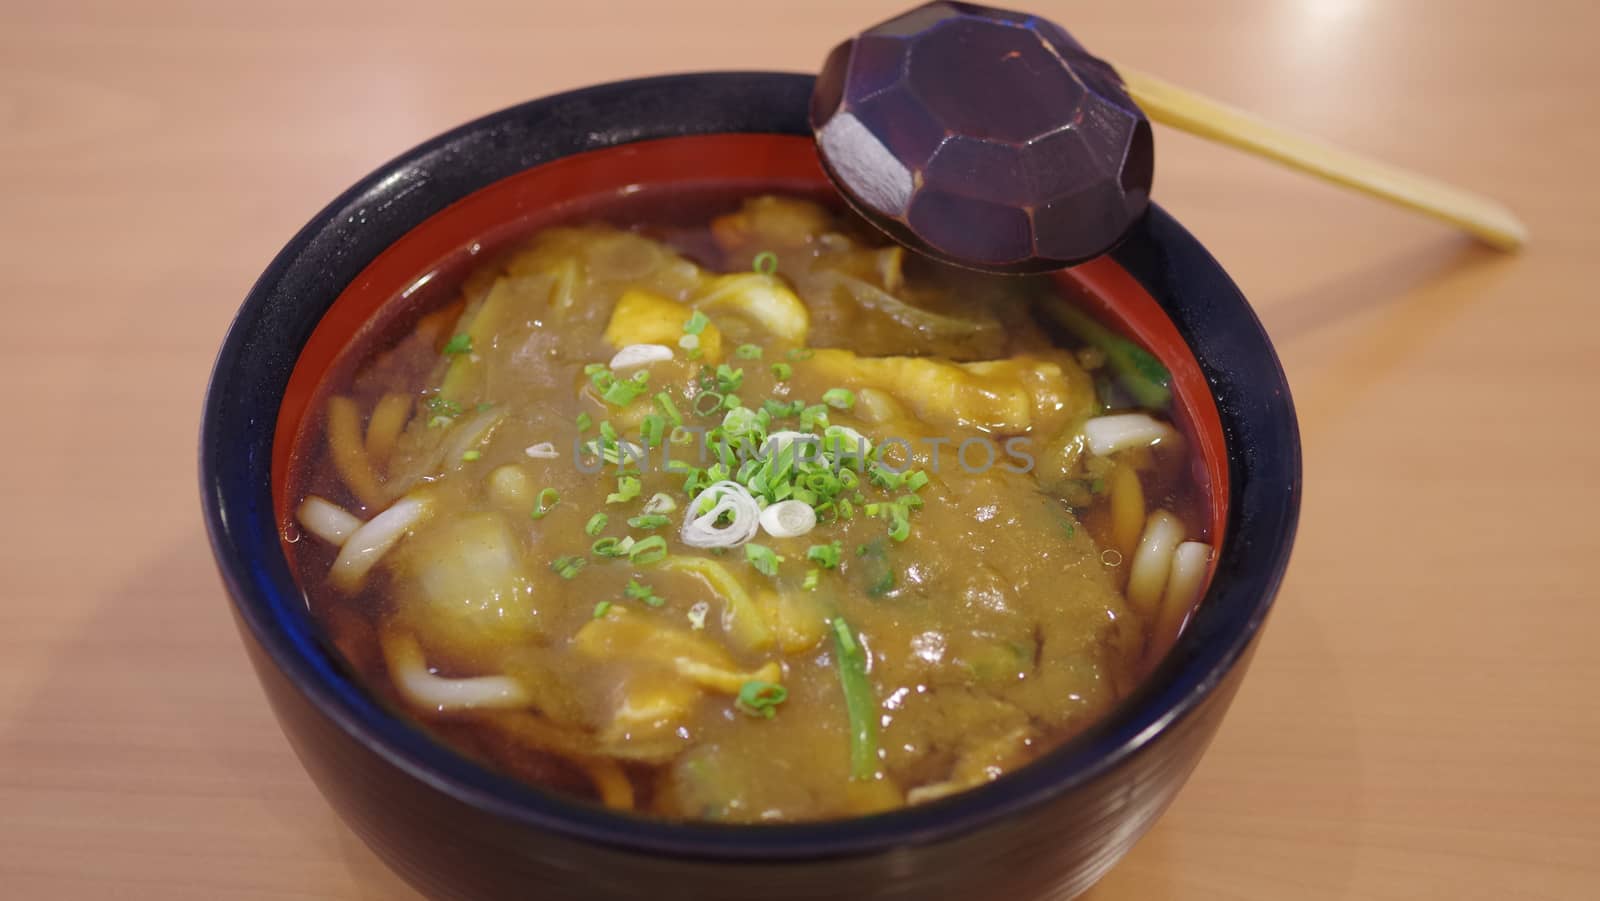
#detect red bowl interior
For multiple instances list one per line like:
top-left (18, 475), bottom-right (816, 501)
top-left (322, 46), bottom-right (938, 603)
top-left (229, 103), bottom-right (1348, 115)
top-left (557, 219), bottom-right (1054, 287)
top-left (271, 134), bottom-right (1228, 555)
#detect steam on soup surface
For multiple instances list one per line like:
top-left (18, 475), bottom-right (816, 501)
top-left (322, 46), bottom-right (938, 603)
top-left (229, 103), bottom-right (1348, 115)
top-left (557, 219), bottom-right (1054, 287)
top-left (287, 194), bottom-right (1212, 822)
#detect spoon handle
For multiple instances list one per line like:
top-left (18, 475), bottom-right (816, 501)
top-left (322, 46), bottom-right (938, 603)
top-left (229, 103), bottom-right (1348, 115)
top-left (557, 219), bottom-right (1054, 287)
top-left (1115, 65), bottom-right (1528, 251)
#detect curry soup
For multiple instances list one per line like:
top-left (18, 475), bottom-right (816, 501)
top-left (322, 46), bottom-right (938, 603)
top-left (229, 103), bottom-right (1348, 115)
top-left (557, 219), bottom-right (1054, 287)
top-left (285, 193), bottom-right (1212, 823)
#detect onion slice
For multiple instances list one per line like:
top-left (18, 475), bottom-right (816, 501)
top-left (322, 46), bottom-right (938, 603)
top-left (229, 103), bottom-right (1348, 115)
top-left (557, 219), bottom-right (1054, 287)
top-left (760, 431), bottom-right (819, 460)
top-left (381, 631), bottom-right (529, 712)
top-left (1084, 413), bottom-right (1178, 456)
top-left (759, 500), bottom-right (818, 538)
top-left (297, 496), bottom-right (362, 546)
top-left (609, 343), bottom-right (674, 370)
top-left (330, 493), bottom-right (432, 591)
top-left (823, 424), bottom-right (873, 457)
top-left (642, 492), bottom-right (678, 515)
top-left (680, 481), bottom-right (761, 548)
top-left (524, 441), bottom-right (559, 459)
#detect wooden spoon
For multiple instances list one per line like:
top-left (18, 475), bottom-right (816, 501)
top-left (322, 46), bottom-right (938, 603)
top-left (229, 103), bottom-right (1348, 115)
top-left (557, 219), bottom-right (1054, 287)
top-left (811, 1), bottom-right (1526, 273)
top-left (1118, 65), bottom-right (1526, 251)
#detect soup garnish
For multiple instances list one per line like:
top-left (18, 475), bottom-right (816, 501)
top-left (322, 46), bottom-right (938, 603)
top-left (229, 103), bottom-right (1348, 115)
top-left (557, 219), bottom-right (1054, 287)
top-left (287, 194), bottom-right (1212, 822)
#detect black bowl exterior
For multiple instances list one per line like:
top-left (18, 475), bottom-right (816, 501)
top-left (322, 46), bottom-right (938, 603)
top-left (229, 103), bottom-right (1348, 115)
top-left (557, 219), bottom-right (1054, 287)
top-left (202, 73), bottom-right (1299, 900)
top-left (242, 609), bottom-right (1256, 901)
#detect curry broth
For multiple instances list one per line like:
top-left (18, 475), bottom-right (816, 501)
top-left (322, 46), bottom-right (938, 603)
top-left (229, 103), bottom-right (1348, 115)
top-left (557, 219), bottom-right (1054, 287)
top-left (285, 190), bottom-right (1210, 822)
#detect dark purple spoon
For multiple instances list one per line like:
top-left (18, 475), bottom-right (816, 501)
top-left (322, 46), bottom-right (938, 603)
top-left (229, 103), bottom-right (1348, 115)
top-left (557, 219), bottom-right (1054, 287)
top-left (811, 1), bottom-right (1153, 273)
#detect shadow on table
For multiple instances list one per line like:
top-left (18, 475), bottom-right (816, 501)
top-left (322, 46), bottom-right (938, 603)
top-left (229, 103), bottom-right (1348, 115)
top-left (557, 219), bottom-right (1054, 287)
top-left (1255, 236), bottom-right (1511, 343)
top-left (1251, 234), bottom-right (1521, 447)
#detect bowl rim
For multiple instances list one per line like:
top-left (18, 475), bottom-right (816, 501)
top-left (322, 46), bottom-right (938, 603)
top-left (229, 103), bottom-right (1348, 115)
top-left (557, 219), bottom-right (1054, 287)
top-left (200, 71), bottom-right (1301, 861)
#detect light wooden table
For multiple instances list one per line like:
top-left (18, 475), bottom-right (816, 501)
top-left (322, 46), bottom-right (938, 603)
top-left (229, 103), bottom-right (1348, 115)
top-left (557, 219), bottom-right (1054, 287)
top-left (3, 1), bottom-right (1595, 897)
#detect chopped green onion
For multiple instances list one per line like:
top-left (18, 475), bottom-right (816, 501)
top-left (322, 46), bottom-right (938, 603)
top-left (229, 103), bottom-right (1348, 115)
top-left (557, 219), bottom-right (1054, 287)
top-left (735, 679), bottom-right (787, 718)
top-left (427, 415), bottom-right (453, 429)
top-left (591, 536), bottom-right (634, 557)
top-left (683, 310), bottom-right (711, 335)
top-left (870, 569), bottom-right (895, 595)
top-left (905, 470), bottom-right (930, 491)
top-left (584, 436), bottom-right (640, 467)
top-left (832, 617), bottom-right (878, 780)
top-left (735, 343), bottom-right (764, 360)
top-left (551, 555), bottom-right (586, 579)
top-left (530, 487), bottom-right (561, 519)
top-left (624, 578), bottom-right (664, 607)
top-left (822, 388), bottom-right (855, 410)
top-left (762, 397), bottom-right (801, 419)
top-left (627, 513), bottom-right (670, 531)
top-left (442, 334), bottom-right (473, 356)
top-left (802, 568), bottom-right (820, 591)
top-left (887, 504), bottom-right (912, 542)
top-left (722, 393), bottom-right (741, 411)
top-left (770, 362), bottom-right (793, 381)
top-left (868, 464), bottom-right (904, 491)
top-left (715, 364), bottom-right (744, 393)
top-left (460, 450), bottom-right (481, 462)
top-left (593, 600), bottom-right (612, 618)
top-left (606, 475), bottom-right (641, 505)
top-left (693, 391), bottom-right (725, 416)
top-left (584, 513), bottom-right (608, 536)
top-left (640, 414), bottom-right (665, 448)
top-left (856, 540), bottom-right (895, 596)
top-left (744, 543), bottom-right (781, 577)
top-left (722, 405), bottom-right (763, 439)
top-left (752, 251), bottom-right (779, 276)
top-left (654, 392), bottom-right (683, 426)
top-left (628, 535), bottom-right (669, 566)
top-left (575, 411), bottom-right (593, 432)
top-left (601, 378), bottom-right (645, 407)
top-left (807, 541), bottom-right (843, 570)
top-left (799, 404), bottom-right (829, 431)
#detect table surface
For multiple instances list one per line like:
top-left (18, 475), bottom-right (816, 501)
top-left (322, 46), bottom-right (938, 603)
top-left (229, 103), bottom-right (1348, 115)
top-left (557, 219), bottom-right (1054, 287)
top-left (3, 1), bottom-right (1596, 898)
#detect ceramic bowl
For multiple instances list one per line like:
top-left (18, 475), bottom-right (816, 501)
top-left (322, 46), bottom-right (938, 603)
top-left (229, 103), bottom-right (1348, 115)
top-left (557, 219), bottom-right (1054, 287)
top-left (200, 72), bottom-right (1300, 901)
